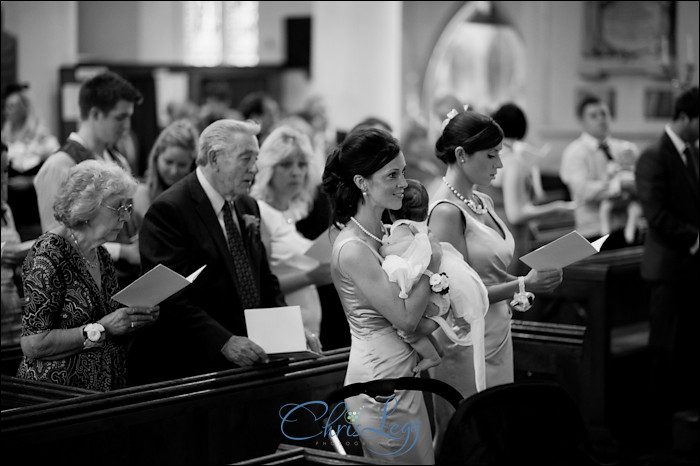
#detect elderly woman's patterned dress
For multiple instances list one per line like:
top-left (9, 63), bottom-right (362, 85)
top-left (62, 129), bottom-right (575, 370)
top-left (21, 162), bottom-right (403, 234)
top-left (16, 233), bottom-right (127, 391)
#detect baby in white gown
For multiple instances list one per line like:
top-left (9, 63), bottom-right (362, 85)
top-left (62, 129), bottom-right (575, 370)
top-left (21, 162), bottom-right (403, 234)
top-left (380, 180), bottom-right (489, 390)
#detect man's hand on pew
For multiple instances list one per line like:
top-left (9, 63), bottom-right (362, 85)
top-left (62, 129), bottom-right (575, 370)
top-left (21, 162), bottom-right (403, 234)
top-left (221, 335), bottom-right (269, 366)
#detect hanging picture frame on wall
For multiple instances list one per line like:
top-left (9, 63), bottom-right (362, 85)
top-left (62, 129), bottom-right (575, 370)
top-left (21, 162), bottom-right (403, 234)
top-left (643, 86), bottom-right (675, 119)
top-left (579, 1), bottom-right (676, 80)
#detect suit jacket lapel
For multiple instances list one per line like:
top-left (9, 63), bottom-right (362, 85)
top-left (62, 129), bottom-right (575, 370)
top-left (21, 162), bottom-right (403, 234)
top-left (685, 145), bottom-right (700, 197)
top-left (664, 135), bottom-right (699, 201)
top-left (187, 174), bottom-right (242, 289)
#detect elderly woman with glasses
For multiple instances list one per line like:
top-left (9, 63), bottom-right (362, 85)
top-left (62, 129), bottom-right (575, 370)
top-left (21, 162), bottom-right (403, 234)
top-left (16, 160), bottom-right (159, 391)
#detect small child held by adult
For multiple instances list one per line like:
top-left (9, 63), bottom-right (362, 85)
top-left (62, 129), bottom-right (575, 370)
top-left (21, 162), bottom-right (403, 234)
top-left (380, 179), bottom-right (489, 390)
top-left (599, 144), bottom-right (643, 244)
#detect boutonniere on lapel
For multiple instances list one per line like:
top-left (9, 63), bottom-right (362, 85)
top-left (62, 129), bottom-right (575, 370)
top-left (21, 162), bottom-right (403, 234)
top-left (242, 214), bottom-right (261, 239)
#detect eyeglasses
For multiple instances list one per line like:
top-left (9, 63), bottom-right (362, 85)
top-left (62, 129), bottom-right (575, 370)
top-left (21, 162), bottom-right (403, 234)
top-left (101, 202), bottom-right (133, 220)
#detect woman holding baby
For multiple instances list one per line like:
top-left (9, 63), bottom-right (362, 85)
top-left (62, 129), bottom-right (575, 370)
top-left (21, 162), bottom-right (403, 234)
top-left (322, 127), bottom-right (442, 464)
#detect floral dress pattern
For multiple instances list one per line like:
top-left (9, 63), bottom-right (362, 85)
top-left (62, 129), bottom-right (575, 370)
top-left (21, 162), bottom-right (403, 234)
top-left (16, 233), bottom-right (127, 391)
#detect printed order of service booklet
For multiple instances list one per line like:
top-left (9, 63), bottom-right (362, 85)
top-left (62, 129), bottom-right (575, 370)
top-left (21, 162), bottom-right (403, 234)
top-left (112, 264), bottom-right (206, 307)
top-left (244, 305), bottom-right (321, 361)
top-left (519, 231), bottom-right (609, 270)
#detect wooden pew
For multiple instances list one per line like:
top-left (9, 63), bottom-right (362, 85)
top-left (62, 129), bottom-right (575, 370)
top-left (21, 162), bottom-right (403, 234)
top-left (235, 443), bottom-right (394, 465)
top-left (1, 343), bottom-right (22, 376)
top-left (2, 375), bottom-right (98, 410)
top-left (2, 348), bottom-right (350, 465)
top-left (512, 246), bottom-right (650, 443)
top-left (512, 320), bottom-right (585, 386)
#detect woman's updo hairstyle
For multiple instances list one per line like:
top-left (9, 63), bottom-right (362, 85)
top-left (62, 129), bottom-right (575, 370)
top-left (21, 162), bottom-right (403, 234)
top-left (322, 128), bottom-right (400, 226)
top-left (435, 109), bottom-right (504, 165)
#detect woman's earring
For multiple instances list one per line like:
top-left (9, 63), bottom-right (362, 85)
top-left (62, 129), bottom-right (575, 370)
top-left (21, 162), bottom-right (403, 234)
top-left (460, 158), bottom-right (466, 164)
top-left (362, 191), bottom-right (368, 196)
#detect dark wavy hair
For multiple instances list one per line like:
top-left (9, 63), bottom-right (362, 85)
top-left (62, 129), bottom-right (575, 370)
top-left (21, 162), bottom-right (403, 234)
top-left (78, 71), bottom-right (143, 120)
top-left (435, 110), bottom-right (504, 165)
top-left (322, 128), bottom-right (401, 226)
top-left (388, 179), bottom-right (429, 223)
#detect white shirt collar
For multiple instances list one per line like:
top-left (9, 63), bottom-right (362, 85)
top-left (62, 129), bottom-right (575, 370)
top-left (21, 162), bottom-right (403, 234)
top-left (68, 132), bottom-right (113, 160)
top-left (664, 124), bottom-right (688, 157)
top-left (68, 132), bottom-right (84, 145)
top-left (581, 132), bottom-right (607, 150)
top-left (196, 166), bottom-right (226, 214)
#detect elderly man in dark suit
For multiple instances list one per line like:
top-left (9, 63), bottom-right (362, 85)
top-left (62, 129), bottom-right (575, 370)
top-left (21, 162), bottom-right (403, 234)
top-left (128, 119), bottom-right (321, 384)
top-left (636, 86), bottom-right (699, 448)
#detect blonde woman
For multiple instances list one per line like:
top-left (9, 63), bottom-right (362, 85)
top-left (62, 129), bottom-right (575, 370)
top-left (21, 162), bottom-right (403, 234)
top-left (250, 125), bottom-right (331, 337)
top-left (133, 119), bottom-right (199, 225)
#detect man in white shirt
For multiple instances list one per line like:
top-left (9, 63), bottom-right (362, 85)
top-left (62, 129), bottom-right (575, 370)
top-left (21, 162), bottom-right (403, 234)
top-left (34, 71), bottom-right (143, 268)
top-left (559, 95), bottom-right (641, 249)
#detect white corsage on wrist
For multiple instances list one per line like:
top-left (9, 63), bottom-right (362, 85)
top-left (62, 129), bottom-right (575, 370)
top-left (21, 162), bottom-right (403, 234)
top-left (423, 269), bottom-right (450, 295)
top-left (510, 276), bottom-right (535, 312)
top-left (82, 322), bottom-right (105, 349)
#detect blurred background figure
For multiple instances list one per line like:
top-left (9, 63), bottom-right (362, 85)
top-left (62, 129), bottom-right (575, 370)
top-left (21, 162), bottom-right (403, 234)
top-left (483, 102), bottom-right (577, 274)
top-left (165, 100), bottom-right (200, 127)
top-left (133, 119), bottom-right (199, 226)
top-left (196, 81), bottom-right (241, 133)
top-left (238, 91), bottom-right (282, 144)
top-left (1, 141), bottom-right (32, 346)
top-left (298, 94), bottom-right (346, 156)
top-left (2, 83), bottom-right (59, 239)
top-left (348, 116), bottom-right (393, 135)
top-left (250, 125), bottom-right (332, 338)
top-left (599, 146), bottom-right (643, 244)
top-left (2, 83), bottom-right (59, 174)
top-left (401, 117), bottom-right (443, 197)
top-left (559, 95), bottom-right (642, 250)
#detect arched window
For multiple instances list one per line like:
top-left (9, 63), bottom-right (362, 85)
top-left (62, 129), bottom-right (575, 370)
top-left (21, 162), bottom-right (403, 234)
top-left (184, 1), bottom-right (259, 66)
top-left (423, 1), bottom-right (525, 141)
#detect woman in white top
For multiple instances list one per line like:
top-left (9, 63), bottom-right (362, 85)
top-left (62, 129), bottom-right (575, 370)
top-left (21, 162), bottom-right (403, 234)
top-left (250, 125), bottom-right (332, 337)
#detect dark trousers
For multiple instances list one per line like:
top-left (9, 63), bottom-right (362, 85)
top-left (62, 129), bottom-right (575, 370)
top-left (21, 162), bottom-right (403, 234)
top-left (647, 277), bottom-right (699, 446)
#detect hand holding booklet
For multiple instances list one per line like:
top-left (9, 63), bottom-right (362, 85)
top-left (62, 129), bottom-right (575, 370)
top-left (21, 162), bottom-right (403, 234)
top-left (244, 305), bottom-right (321, 361)
top-left (519, 231), bottom-right (609, 270)
top-left (112, 264), bottom-right (206, 307)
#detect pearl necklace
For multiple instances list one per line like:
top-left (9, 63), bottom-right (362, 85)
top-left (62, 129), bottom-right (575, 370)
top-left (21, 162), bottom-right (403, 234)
top-left (350, 216), bottom-right (384, 244)
top-left (442, 177), bottom-right (488, 215)
top-left (68, 230), bottom-right (99, 271)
